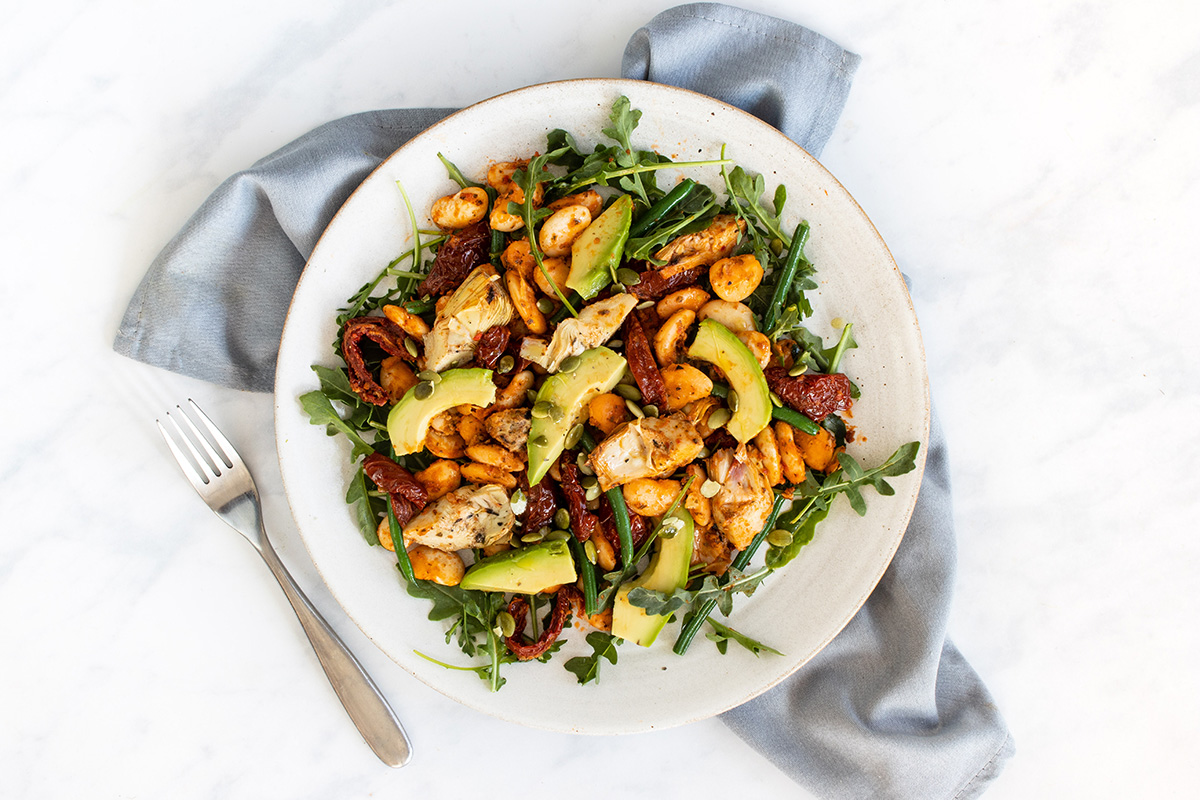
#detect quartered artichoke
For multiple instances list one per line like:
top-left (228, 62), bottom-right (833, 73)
top-left (422, 264), bottom-right (515, 372)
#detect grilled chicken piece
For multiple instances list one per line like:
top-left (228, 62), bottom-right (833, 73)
top-left (588, 414), bottom-right (704, 491)
top-left (519, 293), bottom-right (637, 372)
top-left (401, 484), bottom-right (515, 552)
top-left (423, 265), bottom-right (515, 372)
top-left (484, 408), bottom-right (531, 452)
top-left (654, 215), bottom-right (745, 273)
top-left (706, 443), bottom-right (774, 551)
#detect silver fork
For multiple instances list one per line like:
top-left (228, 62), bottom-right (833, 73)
top-left (157, 399), bottom-right (412, 767)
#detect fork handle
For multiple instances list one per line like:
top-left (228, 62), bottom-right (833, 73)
top-left (257, 538), bottom-right (413, 767)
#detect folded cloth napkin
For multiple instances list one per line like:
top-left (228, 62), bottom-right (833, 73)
top-left (115, 3), bottom-right (1012, 797)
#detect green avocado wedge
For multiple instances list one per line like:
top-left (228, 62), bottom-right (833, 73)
top-left (566, 194), bottom-right (633, 300)
top-left (527, 347), bottom-right (626, 485)
top-left (459, 539), bottom-right (577, 594)
top-left (387, 368), bottom-right (496, 456)
top-left (686, 319), bottom-right (771, 443)
top-left (612, 508), bottom-right (695, 647)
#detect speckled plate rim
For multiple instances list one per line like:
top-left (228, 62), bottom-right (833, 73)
top-left (274, 78), bottom-right (929, 734)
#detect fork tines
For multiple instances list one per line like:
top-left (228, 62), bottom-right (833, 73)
top-left (157, 400), bottom-right (236, 488)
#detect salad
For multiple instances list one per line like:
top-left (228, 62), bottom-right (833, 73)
top-left (302, 97), bottom-right (919, 691)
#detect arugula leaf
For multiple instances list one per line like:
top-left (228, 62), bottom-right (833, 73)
top-left (765, 503), bottom-right (827, 570)
top-left (437, 152), bottom-right (481, 189)
top-left (299, 390), bottom-right (375, 460)
top-left (345, 467), bottom-right (382, 545)
top-left (627, 567), bottom-right (771, 618)
top-left (564, 631), bottom-right (620, 685)
top-left (724, 165), bottom-right (791, 246)
top-left (705, 618), bottom-right (783, 657)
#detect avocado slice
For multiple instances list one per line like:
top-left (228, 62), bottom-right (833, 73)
top-left (566, 194), bottom-right (633, 300)
top-left (612, 508), bottom-right (695, 647)
top-left (527, 346), bottom-right (626, 485)
top-left (686, 319), bottom-right (771, 443)
top-left (386, 368), bottom-right (496, 456)
top-left (459, 539), bottom-right (577, 594)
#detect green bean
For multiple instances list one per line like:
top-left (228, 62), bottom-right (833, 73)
top-left (628, 178), bottom-right (698, 238)
top-left (672, 494), bottom-right (786, 655)
top-left (387, 493), bottom-right (416, 584)
top-left (569, 537), bottom-right (599, 616)
top-left (578, 430), bottom-right (634, 570)
top-left (762, 220), bottom-right (810, 333)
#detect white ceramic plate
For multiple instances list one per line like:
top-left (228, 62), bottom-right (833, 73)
top-left (275, 79), bottom-right (929, 734)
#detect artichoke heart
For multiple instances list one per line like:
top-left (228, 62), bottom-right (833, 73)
top-left (423, 265), bottom-right (514, 372)
top-left (520, 292), bottom-right (637, 372)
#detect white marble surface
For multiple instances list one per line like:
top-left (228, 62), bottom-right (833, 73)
top-left (2, 1), bottom-right (1198, 797)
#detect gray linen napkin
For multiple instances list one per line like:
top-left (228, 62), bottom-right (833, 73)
top-left (115, 4), bottom-right (1012, 797)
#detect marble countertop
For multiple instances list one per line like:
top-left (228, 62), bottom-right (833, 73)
top-left (3, 1), bottom-right (1197, 797)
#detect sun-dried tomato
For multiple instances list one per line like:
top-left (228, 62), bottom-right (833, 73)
top-left (558, 451), bottom-right (598, 543)
top-left (362, 453), bottom-right (428, 525)
top-left (504, 586), bottom-right (581, 661)
top-left (621, 314), bottom-right (667, 409)
top-left (517, 471), bottom-right (557, 532)
top-left (474, 324), bottom-right (511, 370)
top-left (764, 368), bottom-right (854, 422)
top-left (341, 316), bottom-right (411, 406)
top-left (628, 264), bottom-right (706, 301)
top-left (704, 428), bottom-right (739, 453)
top-left (417, 220), bottom-right (490, 298)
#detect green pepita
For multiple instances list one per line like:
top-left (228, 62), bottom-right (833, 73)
top-left (498, 355), bottom-right (516, 373)
top-left (616, 267), bottom-right (642, 286)
top-left (788, 363), bottom-right (808, 377)
top-left (700, 479), bottom-right (722, 498)
top-left (625, 399), bottom-right (646, 419)
top-left (558, 355), bottom-right (582, 374)
top-left (583, 540), bottom-right (598, 564)
top-left (417, 370), bottom-right (441, 384)
top-left (555, 508), bottom-right (571, 530)
top-left (707, 407), bottom-right (731, 430)
top-left (413, 381), bottom-right (435, 401)
top-left (642, 404), bottom-right (659, 418)
top-left (767, 528), bottom-right (794, 548)
top-left (404, 337), bottom-right (419, 358)
top-left (497, 611), bottom-right (517, 638)
top-left (537, 297), bottom-right (555, 314)
top-left (615, 383), bottom-right (642, 402)
top-left (565, 423), bottom-right (584, 450)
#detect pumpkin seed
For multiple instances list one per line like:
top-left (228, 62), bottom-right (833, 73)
top-left (496, 611), bottom-right (517, 638)
top-left (616, 267), bottom-right (642, 286)
top-left (558, 355), bottom-right (582, 374)
top-left (625, 399), bottom-right (646, 419)
top-left (770, 391), bottom-right (784, 407)
top-left (728, 390), bottom-right (740, 413)
top-left (413, 381), bottom-right (435, 400)
top-left (788, 363), bottom-right (808, 377)
top-left (547, 529), bottom-right (570, 541)
top-left (607, 338), bottom-right (623, 349)
top-left (700, 479), bottom-right (722, 498)
top-left (531, 401), bottom-right (553, 419)
top-left (767, 528), bottom-right (794, 548)
top-left (404, 337), bottom-right (419, 358)
top-left (498, 355), bottom-right (516, 373)
top-left (521, 529), bottom-right (546, 544)
top-left (565, 423), bottom-right (584, 450)
top-left (536, 297), bottom-right (554, 314)
top-left (707, 407), bottom-right (731, 430)
top-left (417, 370), bottom-right (441, 384)
top-left (583, 540), bottom-right (598, 564)
top-left (509, 488), bottom-right (528, 515)
top-left (585, 484), bottom-right (602, 502)
top-left (615, 383), bottom-right (642, 401)
top-left (554, 508), bottom-right (571, 529)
